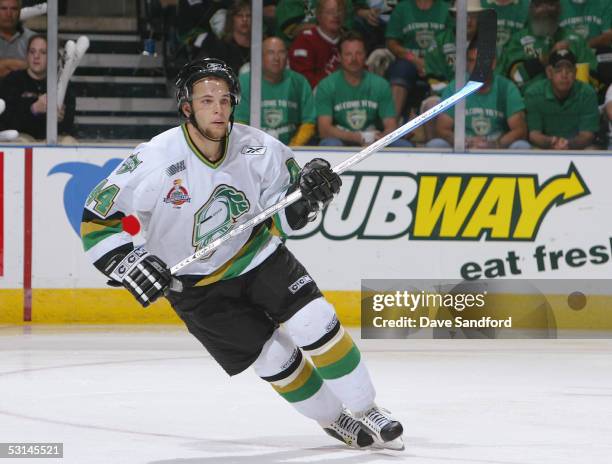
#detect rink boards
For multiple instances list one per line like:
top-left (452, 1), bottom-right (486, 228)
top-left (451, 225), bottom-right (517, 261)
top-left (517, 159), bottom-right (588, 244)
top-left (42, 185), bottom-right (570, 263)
top-left (1, 145), bottom-right (612, 328)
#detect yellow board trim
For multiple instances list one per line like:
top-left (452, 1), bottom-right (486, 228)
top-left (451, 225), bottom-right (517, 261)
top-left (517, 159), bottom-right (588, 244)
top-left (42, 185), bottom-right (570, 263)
top-left (2, 289), bottom-right (612, 330)
top-left (0, 290), bottom-right (25, 324)
top-left (310, 332), bottom-right (355, 368)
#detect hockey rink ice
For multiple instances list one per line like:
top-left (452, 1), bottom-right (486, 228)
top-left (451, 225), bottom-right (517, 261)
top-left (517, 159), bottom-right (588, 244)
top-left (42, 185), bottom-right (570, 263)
top-left (1, 325), bottom-right (611, 464)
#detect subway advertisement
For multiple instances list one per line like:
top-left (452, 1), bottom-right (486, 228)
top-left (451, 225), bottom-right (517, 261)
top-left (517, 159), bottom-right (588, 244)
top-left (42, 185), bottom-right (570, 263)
top-left (0, 146), bottom-right (610, 328)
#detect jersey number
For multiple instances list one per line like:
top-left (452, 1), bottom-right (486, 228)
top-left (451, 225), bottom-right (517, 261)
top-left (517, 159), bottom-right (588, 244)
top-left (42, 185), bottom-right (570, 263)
top-left (87, 180), bottom-right (120, 216)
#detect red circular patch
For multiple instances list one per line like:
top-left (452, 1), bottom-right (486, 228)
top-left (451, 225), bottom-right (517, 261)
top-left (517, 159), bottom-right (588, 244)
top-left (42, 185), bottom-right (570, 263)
top-left (122, 215), bottom-right (141, 236)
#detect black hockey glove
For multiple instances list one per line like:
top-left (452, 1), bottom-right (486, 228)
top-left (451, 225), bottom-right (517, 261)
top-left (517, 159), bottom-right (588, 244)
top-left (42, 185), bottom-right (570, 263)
top-left (107, 247), bottom-right (172, 308)
top-left (299, 158), bottom-right (341, 208)
top-left (285, 158), bottom-right (342, 230)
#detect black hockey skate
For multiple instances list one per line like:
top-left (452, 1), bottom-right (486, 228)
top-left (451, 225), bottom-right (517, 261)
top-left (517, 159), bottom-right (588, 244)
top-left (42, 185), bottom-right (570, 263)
top-left (358, 405), bottom-right (404, 450)
top-left (323, 410), bottom-right (374, 449)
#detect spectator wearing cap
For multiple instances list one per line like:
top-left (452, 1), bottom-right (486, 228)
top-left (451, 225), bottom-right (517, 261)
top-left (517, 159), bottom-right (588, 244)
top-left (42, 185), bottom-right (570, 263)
top-left (385, 0), bottom-right (450, 118)
top-left (418, 0), bottom-right (482, 143)
top-left (498, 0), bottom-right (597, 93)
top-left (235, 37), bottom-right (316, 146)
top-left (0, 0), bottom-right (35, 77)
top-left (288, 0), bottom-right (343, 88)
top-left (427, 41), bottom-right (529, 150)
top-left (315, 32), bottom-right (412, 147)
top-left (481, 0), bottom-right (530, 56)
top-left (524, 49), bottom-right (599, 149)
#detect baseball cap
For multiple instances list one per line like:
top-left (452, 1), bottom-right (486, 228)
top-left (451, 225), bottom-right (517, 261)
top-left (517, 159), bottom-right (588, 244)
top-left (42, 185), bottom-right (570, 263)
top-left (548, 49), bottom-right (577, 67)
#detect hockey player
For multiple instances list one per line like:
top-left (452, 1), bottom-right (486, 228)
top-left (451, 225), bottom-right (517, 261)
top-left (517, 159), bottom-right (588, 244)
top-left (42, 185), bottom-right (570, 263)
top-left (80, 57), bottom-right (404, 450)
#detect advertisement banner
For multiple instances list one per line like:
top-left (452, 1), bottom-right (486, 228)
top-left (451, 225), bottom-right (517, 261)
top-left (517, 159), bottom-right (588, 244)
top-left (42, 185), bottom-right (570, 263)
top-left (18, 147), bottom-right (612, 325)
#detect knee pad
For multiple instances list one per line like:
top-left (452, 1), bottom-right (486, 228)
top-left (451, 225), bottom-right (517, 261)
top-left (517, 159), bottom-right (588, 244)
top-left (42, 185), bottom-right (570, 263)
top-left (283, 297), bottom-right (338, 348)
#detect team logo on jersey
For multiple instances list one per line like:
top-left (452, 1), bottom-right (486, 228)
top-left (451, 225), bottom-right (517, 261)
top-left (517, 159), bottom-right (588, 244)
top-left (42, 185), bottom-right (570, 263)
top-left (471, 116), bottom-right (491, 137)
top-left (241, 146), bottom-right (267, 155)
top-left (416, 30), bottom-right (434, 50)
top-left (346, 109), bottom-right (367, 130)
top-left (163, 179), bottom-right (191, 208)
top-left (192, 184), bottom-right (250, 256)
top-left (116, 153), bottom-right (142, 175)
top-left (497, 29), bottom-right (511, 48)
top-left (264, 108), bottom-right (283, 128)
top-left (574, 24), bottom-right (589, 39)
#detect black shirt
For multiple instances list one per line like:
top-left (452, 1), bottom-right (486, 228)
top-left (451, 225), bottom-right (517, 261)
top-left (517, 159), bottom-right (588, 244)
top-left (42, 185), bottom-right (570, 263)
top-left (0, 69), bottom-right (75, 139)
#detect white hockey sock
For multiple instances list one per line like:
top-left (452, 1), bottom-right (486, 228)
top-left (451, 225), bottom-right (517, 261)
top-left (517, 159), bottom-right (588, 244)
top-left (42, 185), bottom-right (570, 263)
top-left (253, 329), bottom-right (343, 425)
top-left (284, 298), bottom-right (376, 414)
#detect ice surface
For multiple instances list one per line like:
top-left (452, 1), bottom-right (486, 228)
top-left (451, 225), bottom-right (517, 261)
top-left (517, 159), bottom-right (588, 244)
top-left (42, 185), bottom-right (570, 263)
top-left (0, 325), bottom-right (611, 464)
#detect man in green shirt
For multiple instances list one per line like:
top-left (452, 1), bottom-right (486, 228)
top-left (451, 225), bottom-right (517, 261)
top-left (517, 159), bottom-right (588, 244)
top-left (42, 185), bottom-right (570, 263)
top-left (385, 0), bottom-right (450, 116)
top-left (236, 37), bottom-right (316, 146)
top-left (559, 0), bottom-right (612, 48)
top-left (316, 31), bottom-right (412, 147)
top-left (482, 0), bottom-right (530, 56)
top-left (525, 49), bottom-right (599, 149)
top-left (427, 42), bottom-right (530, 150)
top-left (497, 0), bottom-right (597, 93)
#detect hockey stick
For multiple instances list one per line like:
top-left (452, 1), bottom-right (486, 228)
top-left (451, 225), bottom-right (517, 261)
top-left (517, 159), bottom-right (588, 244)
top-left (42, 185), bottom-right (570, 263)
top-left (20, 2), bottom-right (47, 21)
top-left (58, 36), bottom-right (90, 107)
top-left (169, 9), bottom-right (497, 276)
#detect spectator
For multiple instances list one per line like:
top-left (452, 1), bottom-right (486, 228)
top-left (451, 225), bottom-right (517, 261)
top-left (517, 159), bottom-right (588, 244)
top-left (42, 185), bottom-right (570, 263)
top-left (386, 0), bottom-right (450, 117)
top-left (0, 0), bottom-right (35, 77)
top-left (525, 49), bottom-right (599, 150)
top-left (235, 37), bottom-right (316, 146)
top-left (498, 0), bottom-right (597, 93)
top-left (195, 0), bottom-right (251, 76)
top-left (176, 0), bottom-right (229, 50)
top-left (289, 0), bottom-right (343, 88)
top-left (425, 0), bottom-right (482, 95)
top-left (558, 0), bottom-right (612, 48)
top-left (0, 35), bottom-right (76, 142)
top-left (276, 0), bottom-right (366, 44)
top-left (605, 83), bottom-right (612, 150)
top-left (481, 0), bottom-right (530, 56)
top-left (316, 31), bottom-right (412, 147)
top-left (422, 0), bottom-right (482, 142)
top-left (427, 41), bottom-right (529, 150)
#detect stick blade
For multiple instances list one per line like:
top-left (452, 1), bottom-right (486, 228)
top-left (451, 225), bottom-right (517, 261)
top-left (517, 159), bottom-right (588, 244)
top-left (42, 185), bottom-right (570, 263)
top-left (469, 9), bottom-right (497, 84)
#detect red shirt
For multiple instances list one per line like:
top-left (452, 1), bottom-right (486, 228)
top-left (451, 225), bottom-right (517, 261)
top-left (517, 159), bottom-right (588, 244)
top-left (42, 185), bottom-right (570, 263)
top-left (289, 26), bottom-right (340, 88)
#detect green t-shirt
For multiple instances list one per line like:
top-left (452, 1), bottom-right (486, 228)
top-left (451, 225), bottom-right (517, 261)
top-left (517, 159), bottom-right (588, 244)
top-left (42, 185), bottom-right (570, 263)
top-left (315, 70), bottom-right (396, 132)
top-left (497, 25), bottom-right (598, 91)
top-left (559, 0), bottom-right (612, 41)
top-left (442, 74), bottom-right (525, 141)
top-left (385, 0), bottom-right (450, 56)
top-left (524, 78), bottom-right (600, 138)
top-left (425, 28), bottom-right (456, 85)
top-left (482, 0), bottom-right (530, 55)
top-left (235, 69), bottom-right (316, 144)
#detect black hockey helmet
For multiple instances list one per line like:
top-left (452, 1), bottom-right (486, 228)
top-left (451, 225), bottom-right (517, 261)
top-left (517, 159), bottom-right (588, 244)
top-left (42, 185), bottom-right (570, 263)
top-left (175, 57), bottom-right (241, 117)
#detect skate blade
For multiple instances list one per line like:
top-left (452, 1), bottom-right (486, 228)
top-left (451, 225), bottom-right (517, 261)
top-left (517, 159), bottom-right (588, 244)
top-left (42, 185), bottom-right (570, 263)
top-left (371, 436), bottom-right (405, 451)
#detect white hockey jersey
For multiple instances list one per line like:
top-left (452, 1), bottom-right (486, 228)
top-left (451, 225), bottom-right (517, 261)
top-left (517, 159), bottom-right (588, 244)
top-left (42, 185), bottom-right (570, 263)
top-left (81, 123), bottom-right (302, 285)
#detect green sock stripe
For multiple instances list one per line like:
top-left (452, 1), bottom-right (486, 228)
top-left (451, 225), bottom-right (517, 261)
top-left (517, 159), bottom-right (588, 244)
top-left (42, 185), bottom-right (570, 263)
top-left (315, 345), bottom-right (361, 380)
top-left (82, 223), bottom-right (123, 251)
top-left (278, 369), bottom-right (324, 403)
